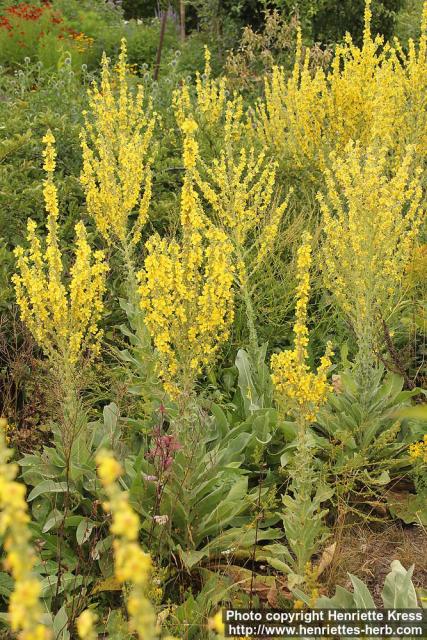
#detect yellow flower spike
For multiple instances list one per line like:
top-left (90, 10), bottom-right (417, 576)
top-left (138, 221), bottom-right (234, 400)
top-left (173, 46), bottom-right (227, 129)
top-left (319, 142), bottom-right (424, 372)
top-left (80, 39), bottom-right (155, 248)
top-left (13, 132), bottom-right (108, 370)
top-left (250, 1), bottom-right (427, 172)
top-left (183, 96), bottom-right (291, 281)
top-left (95, 450), bottom-right (162, 640)
top-left (0, 432), bottom-right (52, 640)
top-left (271, 233), bottom-right (333, 422)
top-left (138, 119), bottom-right (234, 399)
top-left (42, 129), bottom-right (56, 173)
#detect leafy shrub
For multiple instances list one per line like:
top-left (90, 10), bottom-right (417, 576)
top-left (270, 0), bottom-right (405, 43)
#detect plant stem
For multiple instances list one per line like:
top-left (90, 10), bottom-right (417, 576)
top-left (236, 246), bottom-right (259, 356)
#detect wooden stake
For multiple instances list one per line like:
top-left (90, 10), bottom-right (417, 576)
top-left (179, 0), bottom-right (186, 41)
top-left (154, 4), bottom-right (169, 81)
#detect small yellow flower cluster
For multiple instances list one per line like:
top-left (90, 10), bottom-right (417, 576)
top-left (13, 131), bottom-right (108, 367)
top-left (113, 61), bottom-right (139, 75)
top-left (318, 142), bottom-right (424, 366)
top-left (173, 46), bottom-right (226, 129)
top-left (96, 450), bottom-right (157, 640)
top-left (80, 39), bottom-right (155, 247)
top-left (271, 233), bottom-right (333, 423)
top-left (406, 244), bottom-right (427, 288)
top-left (0, 429), bottom-right (51, 640)
top-left (209, 611), bottom-right (225, 635)
top-left (76, 610), bottom-right (97, 640)
top-left (252, 0), bottom-right (427, 172)
top-left (409, 435), bottom-right (427, 463)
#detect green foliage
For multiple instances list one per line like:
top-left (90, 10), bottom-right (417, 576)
top-left (312, 0), bottom-right (405, 44)
top-left (53, 0), bottom-right (123, 26)
top-left (395, 0), bottom-right (426, 43)
top-left (122, 0), bottom-right (157, 20)
top-left (315, 365), bottom-right (426, 496)
top-left (254, 0), bottom-right (406, 43)
top-left (274, 452), bottom-right (332, 581)
top-left (18, 403), bottom-right (122, 619)
top-left (127, 414), bottom-right (280, 567)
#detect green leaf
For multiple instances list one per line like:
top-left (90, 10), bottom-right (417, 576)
top-left (387, 493), bottom-right (427, 526)
top-left (103, 402), bottom-right (120, 437)
top-left (236, 348), bottom-right (261, 412)
top-left (211, 403), bottom-right (229, 438)
top-left (394, 405), bottom-right (427, 421)
top-left (317, 585), bottom-right (355, 608)
top-left (266, 557), bottom-right (293, 574)
top-left (0, 572), bottom-right (13, 597)
top-left (76, 518), bottom-right (96, 545)
top-left (28, 480), bottom-right (69, 501)
top-left (349, 574), bottom-right (376, 608)
top-left (42, 510), bottom-right (64, 533)
top-left (382, 561), bottom-right (418, 608)
top-left (177, 547), bottom-right (207, 570)
top-left (53, 605), bottom-right (69, 640)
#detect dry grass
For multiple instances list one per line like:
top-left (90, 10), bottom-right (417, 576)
top-left (323, 519), bottom-right (427, 603)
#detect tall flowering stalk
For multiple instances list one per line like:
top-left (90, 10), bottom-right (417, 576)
top-left (317, 142), bottom-right (424, 382)
top-left (173, 46), bottom-right (227, 130)
top-left (0, 427), bottom-right (51, 640)
top-left (95, 450), bottom-right (160, 640)
top-left (138, 122), bottom-right (235, 402)
top-left (271, 232), bottom-right (333, 424)
top-left (13, 131), bottom-right (108, 375)
top-left (271, 234), bottom-right (333, 578)
top-left (254, 26), bottom-right (329, 173)
top-left (177, 97), bottom-right (291, 353)
top-left (80, 39), bottom-right (155, 277)
top-left (80, 39), bottom-right (158, 403)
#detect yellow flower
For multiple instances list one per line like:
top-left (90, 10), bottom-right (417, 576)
top-left (271, 233), bottom-right (333, 422)
top-left (209, 611), bottom-right (225, 634)
top-left (0, 433), bottom-right (51, 640)
top-left (13, 131), bottom-right (108, 369)
top-left (96, 450), bottom-right (123, 485)
top-left (80, 39), bottom-right (155, 247)
top-left (409, 437), bottom-right (427, 463)
top-left (96, 450), bottom-right (165, 639)
top-left (76, 610), bottom-right (97, 640)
